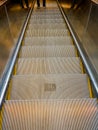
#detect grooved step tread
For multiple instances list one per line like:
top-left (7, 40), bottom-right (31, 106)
top-left (33, 11), bottom-right (61, 15)
top-left (16, 57), bottom-right (81, 74)
top-left (33, 7), bottom-right (59, 11)
top-left (2, 99), bottom-right (98, 130)
top-left (20, 45), bottom-right (76, 58)
top-left (31, 14), bottom-right (62, 19)
top-left (28, 23), bottom-right (67, 30)
top-left (23, 36), bottom-right (73, 46)
top-left (25, 29), bottom-right (69, 37)
top-left (10, 74), bottom-right (89, 99)
top-left (29, 19), bottom-right (64, 24)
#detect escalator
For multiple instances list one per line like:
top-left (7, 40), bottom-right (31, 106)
top-left (1, 0), bottom-right (98, 129)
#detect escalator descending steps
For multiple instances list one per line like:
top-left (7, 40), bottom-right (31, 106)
top-left (1, 0), bottom-right (98, 129)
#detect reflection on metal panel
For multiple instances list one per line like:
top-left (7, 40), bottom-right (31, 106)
top-left (91, 0), bottom-right (98, 4)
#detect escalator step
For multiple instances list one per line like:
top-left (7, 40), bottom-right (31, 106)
top-left (2, 99), bottom-right (98, 130)
top-left (16, 57), bottom-right (81, 74)
top-left (31, 14), bottom-right (62, 19)
top-left (25, 29), bottom-right (69, 37)
top-left (20, 45), bottom-right (76, 58)
top-left (29, 19), bottom-right (64, 24)
top-left (10, 74), bottom-right (89, 99)
top-left (27, 23), bottom-right (67, 30)
top-left (23, 36), bottom-right (73, 46)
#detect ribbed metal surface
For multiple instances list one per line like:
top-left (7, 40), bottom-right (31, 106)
top-left (31, 14), bottom-right (62, 19)
top-left (29, 19), bottom-right (64, 24)
top-left (33, 9), bottom-right (60, 13)
top-left (33, 11), bottom-right (61, 15)
top-left (23, 36), bottom-right (73, 46)
top-left (10, 74), bottom-right (89, 99)
top-left (27, 23), bottom-right (67, 30)
top-left (33, 8), bottom-right (60, 11)
top-left (2, 99), bottom-right (98, 130)
top-left (25, 29), bottom-right (69, 37)
top-left (16, 57), bottom-right (81, 74)
top-left (20, 45), bottom-right (76, 58)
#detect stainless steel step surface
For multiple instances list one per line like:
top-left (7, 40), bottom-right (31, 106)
top-left (2, 99), bottom-right (98, 130)
top-left (10, 74), bottom-right (89, 99)
top-left (23, 36), bottom-right (73, 46)
top-left (31, 14), bottom-right (62, 19)
top-left (25, 29), bottom-right (69, 37)
top-left (20, 45), bottom-right (76, 58)
top-left (29, 19), bottom-right (64, 24)
top-left (16, 57), bottom-right (81, 75)
top-left (33, 11), bottom-right (61, 15)
top-left (27, 23), bottom-right (67, 30)
top-left (33, 9), bottom-right (60, 13)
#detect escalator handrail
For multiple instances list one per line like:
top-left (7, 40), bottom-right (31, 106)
top-left (57, 0), bottom-right (98, 97)
top-left (0, 0), bottom-right (35, 108)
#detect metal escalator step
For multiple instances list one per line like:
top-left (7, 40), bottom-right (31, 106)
top-left (31, 14), bottom-right (62, 19)
top-left (29, 19), bottom-right (64, 24)
top-left (33, 6), bottom-right (60, 12)
top-left (10, 74), bottom-right (89, 99)
top-left (30, 16), bottom-right (63, 20)
top-left (34, 3), bottom-right (58, 8)
top-left (25, 29), bottom-right (69, 37)
top-left (28, 23), bottom-right (67, 30)
top-left (33, 10), bottom-right (60, 13)
top-left (23, 36), bottom-right (73, 46)
top-left (16, 57), bottom-right (81, 74)
top-left (33, 11), bottom-right (61, 15)
top-left (20, 45), bottom-right (76, 58)
top-left (2, 99), bottom-right (98, 130)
